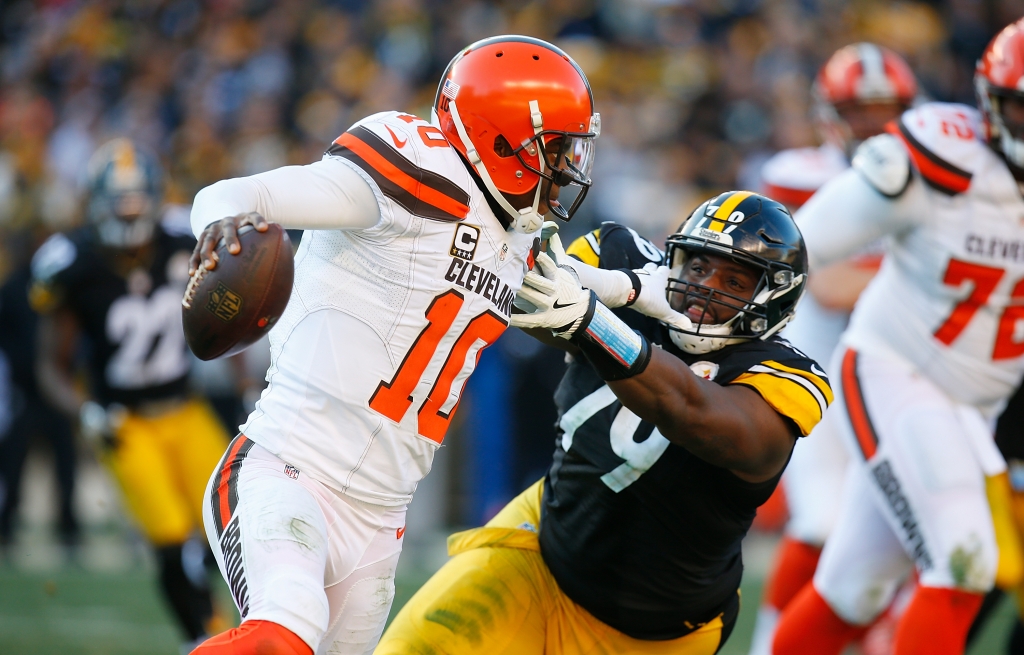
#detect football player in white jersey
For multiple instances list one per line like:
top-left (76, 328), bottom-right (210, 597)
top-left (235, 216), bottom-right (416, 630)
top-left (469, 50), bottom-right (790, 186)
top-left (773, 19), bottom-right (1024, 655)
top-left (748, 44), bottom-right (918, 655)
top-left (184, 36), bottom-right (600, 655)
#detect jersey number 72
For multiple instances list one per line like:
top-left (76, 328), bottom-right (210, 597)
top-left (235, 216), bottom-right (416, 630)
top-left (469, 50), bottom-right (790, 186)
top-left (368, 289), bottom-right (507, 443)
top-left (933, 258), bottom-right (1024, 359)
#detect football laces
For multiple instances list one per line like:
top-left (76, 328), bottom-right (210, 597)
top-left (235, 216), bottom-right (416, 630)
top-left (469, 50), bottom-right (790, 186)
top-left (181, 265), bottom-right (208, 310)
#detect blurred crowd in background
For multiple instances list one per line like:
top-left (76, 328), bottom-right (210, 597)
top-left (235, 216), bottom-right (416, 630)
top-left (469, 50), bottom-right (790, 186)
top-left (0, 0), bottom-right (1021, 547)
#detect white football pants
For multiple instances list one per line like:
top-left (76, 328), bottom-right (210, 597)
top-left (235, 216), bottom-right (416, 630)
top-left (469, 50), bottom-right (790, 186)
top-left (813, 348), bottom-right (997, 625)
top-left (203, 436), bottom-right (407, 654)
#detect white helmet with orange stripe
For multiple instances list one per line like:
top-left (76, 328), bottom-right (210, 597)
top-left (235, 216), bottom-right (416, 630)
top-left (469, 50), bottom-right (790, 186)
top-left (813, 43), bottom-right (918, 156)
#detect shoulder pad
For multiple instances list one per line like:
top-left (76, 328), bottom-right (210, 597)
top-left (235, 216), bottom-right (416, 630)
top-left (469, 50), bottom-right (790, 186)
top-left (566, 229), bottom-right (601, 267)
top-left (887, 103), bottom-right (986, 196)
top-left (31, 233), bottom-right (77, 282)
top-left (327, 111), bottom-right (472, 222)
top-left (719, 337), bottom-right (834, 437)
top-left (852, 133), bottom-right (912, 198)
top-left (596, 222), bottom-right (663, 270)
top-left (761, 146), bottom-right (848, 208)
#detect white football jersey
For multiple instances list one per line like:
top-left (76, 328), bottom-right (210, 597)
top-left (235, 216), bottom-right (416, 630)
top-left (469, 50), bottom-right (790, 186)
top-left (239, 111), bottom-right (536, 505)
top-left (800, 102), bottom-right (1024, 414)
top-left (761, 144), bottom-right (851, 373)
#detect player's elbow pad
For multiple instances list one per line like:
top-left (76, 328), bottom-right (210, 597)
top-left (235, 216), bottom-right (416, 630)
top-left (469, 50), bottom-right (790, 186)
top-left (851, 133), bottom-right (912, 199)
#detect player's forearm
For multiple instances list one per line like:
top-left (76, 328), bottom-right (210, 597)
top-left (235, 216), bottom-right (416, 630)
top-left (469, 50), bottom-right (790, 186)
top-left (191, 159), bottom-right (380, 237)
top-left (610, 351), bottom-right (794, 478)
top-left (35, 312), bottom-right (86, 418)
top-left (36, 360), bottom-right (83, 417)
top-left (561, 258), bottom-right (634, 307)
top-left (609, 352), bottom-right (754, 467)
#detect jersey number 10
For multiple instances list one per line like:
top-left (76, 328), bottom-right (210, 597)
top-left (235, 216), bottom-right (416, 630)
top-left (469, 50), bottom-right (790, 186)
top-left (934, 258), bottom-right (1024, 359)
top-left (368, 290), bottom-right (508, 443)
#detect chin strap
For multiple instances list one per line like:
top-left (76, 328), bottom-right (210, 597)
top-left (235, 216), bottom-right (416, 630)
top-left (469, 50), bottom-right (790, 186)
top-left (449, 99), bottom-right (545, 234)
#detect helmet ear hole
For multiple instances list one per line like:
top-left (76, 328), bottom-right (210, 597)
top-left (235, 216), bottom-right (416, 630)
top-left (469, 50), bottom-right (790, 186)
top-left (493, 135), bottom-right (515, 158)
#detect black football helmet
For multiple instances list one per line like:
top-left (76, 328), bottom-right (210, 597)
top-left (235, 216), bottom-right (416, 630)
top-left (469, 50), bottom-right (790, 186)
top-left (86, 138), bottom-right (163, 248)
top-left (664, 191), bottom-right (807, 354)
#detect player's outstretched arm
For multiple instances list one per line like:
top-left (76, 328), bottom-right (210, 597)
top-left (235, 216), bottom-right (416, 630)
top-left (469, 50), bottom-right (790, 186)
top-left (188, 158), bottom-right (381, 274)
top-left (512, 252), bottom-right (796, 482)
top-left (608, 352), bottom-right (796, 482)
top-left (796, 133), bottom-right (923, 270)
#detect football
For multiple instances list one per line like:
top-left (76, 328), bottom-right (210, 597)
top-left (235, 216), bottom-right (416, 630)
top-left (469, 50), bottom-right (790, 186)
top-left (181, 223), bottom-right (294, 361)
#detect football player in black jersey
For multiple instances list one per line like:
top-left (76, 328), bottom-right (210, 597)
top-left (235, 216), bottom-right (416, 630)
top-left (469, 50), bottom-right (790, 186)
top-left (376, 191), bottom-right (832, 655)
top-left (30, 139), bottom-right (231, 651)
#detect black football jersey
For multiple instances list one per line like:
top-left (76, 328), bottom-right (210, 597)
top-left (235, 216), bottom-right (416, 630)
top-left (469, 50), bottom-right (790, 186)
top-left (29, 223), bottom-right (197, 407)
top-left (540, 222), bottom-right (832, 640)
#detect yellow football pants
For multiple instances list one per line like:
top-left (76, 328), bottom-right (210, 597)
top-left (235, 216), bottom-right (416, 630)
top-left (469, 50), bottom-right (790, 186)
top-left (102, 398), bottom-right (229, 546)
top-left (376, 479), bottom-right (730, 655)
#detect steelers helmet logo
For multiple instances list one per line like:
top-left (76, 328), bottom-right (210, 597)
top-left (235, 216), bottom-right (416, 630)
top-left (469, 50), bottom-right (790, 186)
top-left (689, 361), bottom-right (720, 380)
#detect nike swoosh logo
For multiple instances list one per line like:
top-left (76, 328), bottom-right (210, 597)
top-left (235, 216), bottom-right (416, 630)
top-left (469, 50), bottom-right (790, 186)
top-left (552, 300), bottom-right (575, 309)
top-left (811, 364), bottom-right (827, 377)
top-left (396, 526), bottom-right (406, 539)
top-left (385, 125), bottom-right (407, 149)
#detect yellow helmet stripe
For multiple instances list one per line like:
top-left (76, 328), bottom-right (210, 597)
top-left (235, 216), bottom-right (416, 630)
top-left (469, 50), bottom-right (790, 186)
top-left (713, 191), bottom-right (755, 220)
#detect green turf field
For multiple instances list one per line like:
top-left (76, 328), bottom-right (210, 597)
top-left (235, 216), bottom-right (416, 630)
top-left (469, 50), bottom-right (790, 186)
top-left (0, 546), bottom-right (1016, 655)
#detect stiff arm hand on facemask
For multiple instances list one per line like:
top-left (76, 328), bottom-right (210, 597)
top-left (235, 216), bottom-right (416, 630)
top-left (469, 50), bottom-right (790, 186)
top-left (544, 229), bottom-right (691, 332)
top-left (512, 252), bottom-right (691, 380)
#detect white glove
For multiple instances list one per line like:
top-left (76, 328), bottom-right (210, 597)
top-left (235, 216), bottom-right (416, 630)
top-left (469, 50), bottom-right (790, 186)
top-left (541, 221), bottom-right (568, 266)
top-left (511, 251), bottom-right (594, 338)
top-left (631, 263), bottom-right (694, 332)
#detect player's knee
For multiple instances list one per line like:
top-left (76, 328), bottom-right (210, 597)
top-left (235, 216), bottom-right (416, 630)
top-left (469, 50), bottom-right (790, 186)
top-left (192, 620), bottom-right (313, 655)
top-left (255, 571), bottom-right (330, 645)
top-left (921, 537), bottom-right (998, 594)
top-left (814, 569), bottom-right (895, 625)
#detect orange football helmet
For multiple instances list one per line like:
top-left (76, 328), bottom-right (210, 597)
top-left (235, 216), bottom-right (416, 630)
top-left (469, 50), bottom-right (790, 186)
top-left (813, 43), bottom-right (917, 155)
top-left (434, 36), bottom-right (599, 233)
top-left (977, 18), bottom-right (1024, 168)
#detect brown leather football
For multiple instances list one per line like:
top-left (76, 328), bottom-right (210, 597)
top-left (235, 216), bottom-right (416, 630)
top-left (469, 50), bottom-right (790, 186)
top-left (182, 223), bottom-right (294, 361)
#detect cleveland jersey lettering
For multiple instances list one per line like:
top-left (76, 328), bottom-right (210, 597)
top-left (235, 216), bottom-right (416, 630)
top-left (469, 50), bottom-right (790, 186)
top-left (240, 111), bottom-right (536, 506)
top-left (840, 103), bottom-right (1024, 412)
top-left (540, 224), bottom-right (832, 640)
